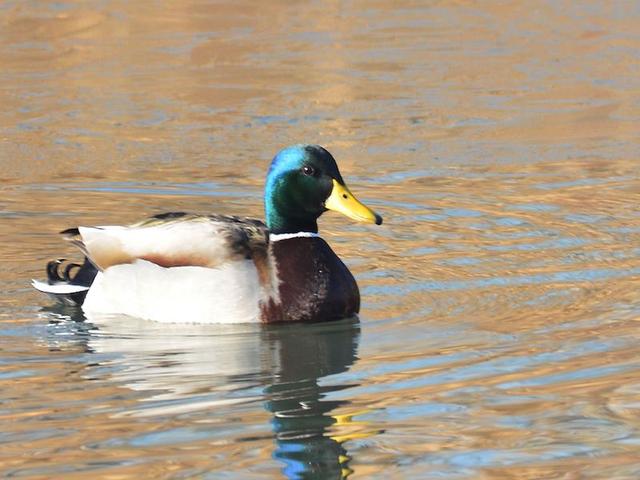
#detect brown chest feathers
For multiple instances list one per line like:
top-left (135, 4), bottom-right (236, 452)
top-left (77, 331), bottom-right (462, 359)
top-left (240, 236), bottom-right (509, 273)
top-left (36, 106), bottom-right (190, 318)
top-left (259, 237), bottom-right (360, 323)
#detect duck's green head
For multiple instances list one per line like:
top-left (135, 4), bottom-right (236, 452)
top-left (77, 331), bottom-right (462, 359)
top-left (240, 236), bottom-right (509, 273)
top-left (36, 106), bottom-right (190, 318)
top-left (265, 144), bottom-right (382, 234)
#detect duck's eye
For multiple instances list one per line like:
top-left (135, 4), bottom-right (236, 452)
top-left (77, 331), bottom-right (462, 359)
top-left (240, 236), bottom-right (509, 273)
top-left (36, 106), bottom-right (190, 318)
top-left (301, 165), bottom-right (315, 176)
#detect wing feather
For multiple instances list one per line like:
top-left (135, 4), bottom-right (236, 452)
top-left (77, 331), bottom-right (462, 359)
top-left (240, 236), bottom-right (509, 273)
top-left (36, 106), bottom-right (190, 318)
top-left (66, 213), bottom-right (269, 271)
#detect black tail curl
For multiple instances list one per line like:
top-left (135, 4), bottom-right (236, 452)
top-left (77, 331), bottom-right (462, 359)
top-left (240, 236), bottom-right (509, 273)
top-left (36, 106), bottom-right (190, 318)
top-left (46, 259), bottom-right (79, 283)
top-left (45, 257), bottom-right (98, 306)
top-left (47, 257), bottom-right (97, 287)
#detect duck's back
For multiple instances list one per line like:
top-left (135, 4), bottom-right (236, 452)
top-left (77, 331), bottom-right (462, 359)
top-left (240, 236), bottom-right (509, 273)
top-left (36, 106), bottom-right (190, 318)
top-left (263, 237), bottom-right (360, 323)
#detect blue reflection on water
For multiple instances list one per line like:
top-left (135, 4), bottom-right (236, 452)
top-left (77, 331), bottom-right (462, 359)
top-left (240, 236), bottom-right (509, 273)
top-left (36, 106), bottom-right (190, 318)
top-left (364, 266), bottom-right (640, 296)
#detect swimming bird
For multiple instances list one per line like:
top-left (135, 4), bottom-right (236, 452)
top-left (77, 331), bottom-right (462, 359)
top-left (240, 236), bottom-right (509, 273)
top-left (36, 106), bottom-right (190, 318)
top-left (32, 145), bottom-right (382, 323)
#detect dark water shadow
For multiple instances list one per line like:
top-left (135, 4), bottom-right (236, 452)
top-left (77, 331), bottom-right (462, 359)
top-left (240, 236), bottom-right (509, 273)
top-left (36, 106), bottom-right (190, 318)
top-left (262, 319), bottom-right (362, 479)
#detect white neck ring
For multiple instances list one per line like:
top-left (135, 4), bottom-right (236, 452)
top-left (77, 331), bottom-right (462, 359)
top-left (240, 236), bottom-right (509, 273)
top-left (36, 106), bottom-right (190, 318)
top-left (269, 232), bottom-right (320, 242)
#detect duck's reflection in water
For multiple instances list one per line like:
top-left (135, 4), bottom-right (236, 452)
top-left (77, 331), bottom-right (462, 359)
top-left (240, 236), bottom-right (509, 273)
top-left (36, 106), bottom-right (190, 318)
top-left (43, 308), bottom-right (365, 479)
top-left (263, 320), bottom-right (361, 479)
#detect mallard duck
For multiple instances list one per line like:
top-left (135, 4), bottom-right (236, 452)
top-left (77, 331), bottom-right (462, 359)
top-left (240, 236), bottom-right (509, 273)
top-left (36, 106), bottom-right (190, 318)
top-left (32, 144), bottom-right (382, 323)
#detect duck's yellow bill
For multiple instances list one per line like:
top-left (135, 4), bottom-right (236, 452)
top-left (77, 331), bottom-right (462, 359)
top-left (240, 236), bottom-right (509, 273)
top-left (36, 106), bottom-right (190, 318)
top-left (325, 179), bottom-right (383, 225)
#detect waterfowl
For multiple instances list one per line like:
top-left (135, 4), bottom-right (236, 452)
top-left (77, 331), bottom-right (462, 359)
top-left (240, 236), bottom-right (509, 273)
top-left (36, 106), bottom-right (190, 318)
top-left (32, 144), bottom-right (382, 324)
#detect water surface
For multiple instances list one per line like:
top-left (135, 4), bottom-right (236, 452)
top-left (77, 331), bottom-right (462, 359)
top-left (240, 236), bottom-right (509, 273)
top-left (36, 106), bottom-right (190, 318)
top-left (1, 1), bottom-right (640, 478)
